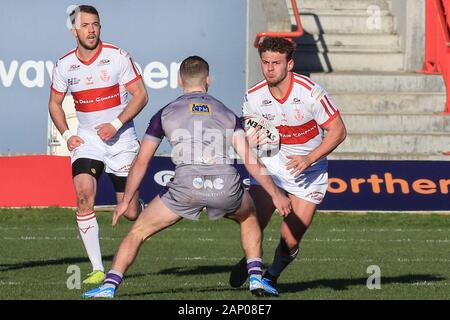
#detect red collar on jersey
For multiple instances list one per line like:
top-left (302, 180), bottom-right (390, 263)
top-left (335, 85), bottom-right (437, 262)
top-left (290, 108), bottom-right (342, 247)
top-left (268, 72), bottom-right (294, 104)
top-left (76, 41), bottom-right (103, 66)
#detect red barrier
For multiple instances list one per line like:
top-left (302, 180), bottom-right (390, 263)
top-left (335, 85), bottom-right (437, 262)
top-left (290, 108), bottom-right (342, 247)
top-left (254, 0), bottom-right (304, 48)
top-left (423, 0), bottom-right (450, 114)
top-left (0, 155), bottom-right (76, 207)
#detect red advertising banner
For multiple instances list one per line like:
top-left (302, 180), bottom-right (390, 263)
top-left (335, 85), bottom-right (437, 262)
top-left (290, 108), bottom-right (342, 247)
top-left (0, 155), bottom-right (76, 207)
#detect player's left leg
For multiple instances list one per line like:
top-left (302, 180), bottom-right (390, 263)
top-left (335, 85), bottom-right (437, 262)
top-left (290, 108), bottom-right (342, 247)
top-left (226, 191), bottom-right (261, 262)
top-left (82, 195), bottom-right (182, 298)
top-left (226, 191), bottom-right (278, 297)
top-left (228, 184), bottom-right (277, 288)
top-left (263, 195), bottom-right (317, 292)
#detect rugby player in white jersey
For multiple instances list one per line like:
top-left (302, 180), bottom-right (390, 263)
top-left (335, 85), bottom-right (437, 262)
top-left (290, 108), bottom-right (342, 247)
top-left (48, 5), bottom-right (148, 285)
top-left (229, 37), bottom-right (347, 294)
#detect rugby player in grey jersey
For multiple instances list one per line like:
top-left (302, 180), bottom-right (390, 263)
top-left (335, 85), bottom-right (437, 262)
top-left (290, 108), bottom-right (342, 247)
top-left (82, 56), bottom-right (291, 298)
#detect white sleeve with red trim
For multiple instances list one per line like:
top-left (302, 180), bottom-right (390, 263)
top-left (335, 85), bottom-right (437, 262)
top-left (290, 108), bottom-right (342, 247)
top-left (310, 85), bottom-right (339, 127)
top-left (117, 49), bottom-right (141, 87)
top-left (51, 60), bottom-right (67, 95)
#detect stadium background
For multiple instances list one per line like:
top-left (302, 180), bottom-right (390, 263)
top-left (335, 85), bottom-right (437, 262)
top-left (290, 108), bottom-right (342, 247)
top-left (1, 0), bottom-right (448, 211)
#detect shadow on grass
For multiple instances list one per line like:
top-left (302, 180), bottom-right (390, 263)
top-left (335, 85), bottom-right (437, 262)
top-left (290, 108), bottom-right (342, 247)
top-left (120, 285), bottom-right (237, 298)
top-left (120, 271), bottom-right (446, 298)
top-left (277, 274), bottom-right (447, 293)
top-left (158, 265), bottom-right (235, 276)
top-left (0, 255), bottom-right (114, 272)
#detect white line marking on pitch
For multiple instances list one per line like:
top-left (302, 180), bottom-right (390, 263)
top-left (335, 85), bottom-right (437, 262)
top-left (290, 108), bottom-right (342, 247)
top-left (328, 228), bottom-right (450, 233)
top-left (4, 236), bottom-right (450, 245)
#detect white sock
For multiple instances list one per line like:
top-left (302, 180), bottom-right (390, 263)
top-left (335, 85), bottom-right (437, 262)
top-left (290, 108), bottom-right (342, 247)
top-left (77, 211), bottom-right (104, 272)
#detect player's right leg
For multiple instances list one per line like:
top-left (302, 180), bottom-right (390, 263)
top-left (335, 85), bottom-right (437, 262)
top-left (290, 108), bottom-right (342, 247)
top-left (72, 158), bottom-right (106, 285)
top-left (109, 173), bottom-right (144, 222)
top-left (105, 138), bottom-right (143, 222)
top-left (82, 195), bottom-right (182, 298)
top-left (115, 191), bottom-right (144, 221)
top-left (228, 184), bottom-right (276, 288)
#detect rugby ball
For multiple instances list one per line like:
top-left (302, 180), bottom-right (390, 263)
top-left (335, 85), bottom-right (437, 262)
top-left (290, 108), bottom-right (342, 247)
top-left (243, 114), bottom-right (280, 152)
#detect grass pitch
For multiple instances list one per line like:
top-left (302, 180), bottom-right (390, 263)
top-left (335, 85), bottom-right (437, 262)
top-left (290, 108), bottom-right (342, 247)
top-left (1, 208), bottom-right (450, 300)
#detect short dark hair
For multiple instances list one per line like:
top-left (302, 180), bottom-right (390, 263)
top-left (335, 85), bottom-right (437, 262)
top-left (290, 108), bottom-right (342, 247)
top-left (70, 5), bottom-right (100, 25)
top-left (258, 37), bottom-right (296, 61)
top-left (179, 56), bottom-right (209, 80)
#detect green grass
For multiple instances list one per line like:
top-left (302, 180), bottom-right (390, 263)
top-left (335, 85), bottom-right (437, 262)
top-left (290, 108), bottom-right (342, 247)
top-left (1, 208), bottom-right (450, 300)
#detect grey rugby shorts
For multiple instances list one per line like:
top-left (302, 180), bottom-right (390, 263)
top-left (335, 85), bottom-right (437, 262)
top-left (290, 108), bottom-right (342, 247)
top-left (159, 171), bottom-right (244, 220)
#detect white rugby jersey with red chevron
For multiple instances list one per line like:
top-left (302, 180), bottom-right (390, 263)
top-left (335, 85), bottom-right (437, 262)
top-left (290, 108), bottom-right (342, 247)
top-left (51, 41), bottom-right (142, 140)
top-left (242, 72), bottom-right (340, 174)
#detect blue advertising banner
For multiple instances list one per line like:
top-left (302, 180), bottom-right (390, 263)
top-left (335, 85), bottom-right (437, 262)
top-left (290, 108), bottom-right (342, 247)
top-left (96, 157), bottom-right (450, 211)
top-left (324, 160), bottom-right (450, 211)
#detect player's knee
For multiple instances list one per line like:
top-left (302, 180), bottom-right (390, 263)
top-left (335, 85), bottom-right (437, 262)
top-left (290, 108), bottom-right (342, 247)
top-left (122, 205), bottom-right (138, 221)
top-left (122, 199), bottom-right (144, 221)
top-left (76, 183), bottom-right (93, 197)
top-left (235, 209), bottom-right (257, 224)
top-left (76, 188), bottom-right (94, 209)
top-left (123, 212), bottom-right (138, 221)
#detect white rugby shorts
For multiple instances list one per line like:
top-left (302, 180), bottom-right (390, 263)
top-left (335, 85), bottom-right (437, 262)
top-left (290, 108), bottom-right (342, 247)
top-left (70, 129), bottom-right (139, 177)
top-left (250, 164), bottom-right (328, 204)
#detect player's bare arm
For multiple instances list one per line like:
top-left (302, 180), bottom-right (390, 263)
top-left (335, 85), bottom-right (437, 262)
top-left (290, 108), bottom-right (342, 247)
top-left (232, 132), bottom-right (291, 217)
top-left (287, 114), bottom-right (347, 177)
top-left (112, 138), bottom-right (158, 226)
top-left (96, 78), bottom-right (148, 141)
top-left (48, 90), bottom-right (84, 151)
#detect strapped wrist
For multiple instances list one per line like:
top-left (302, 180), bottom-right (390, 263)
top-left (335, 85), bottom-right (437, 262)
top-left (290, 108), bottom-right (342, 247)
top-left (62, 130), bottom-right (74, 142)
top-left (110, 118), bottom-right (123, 131)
